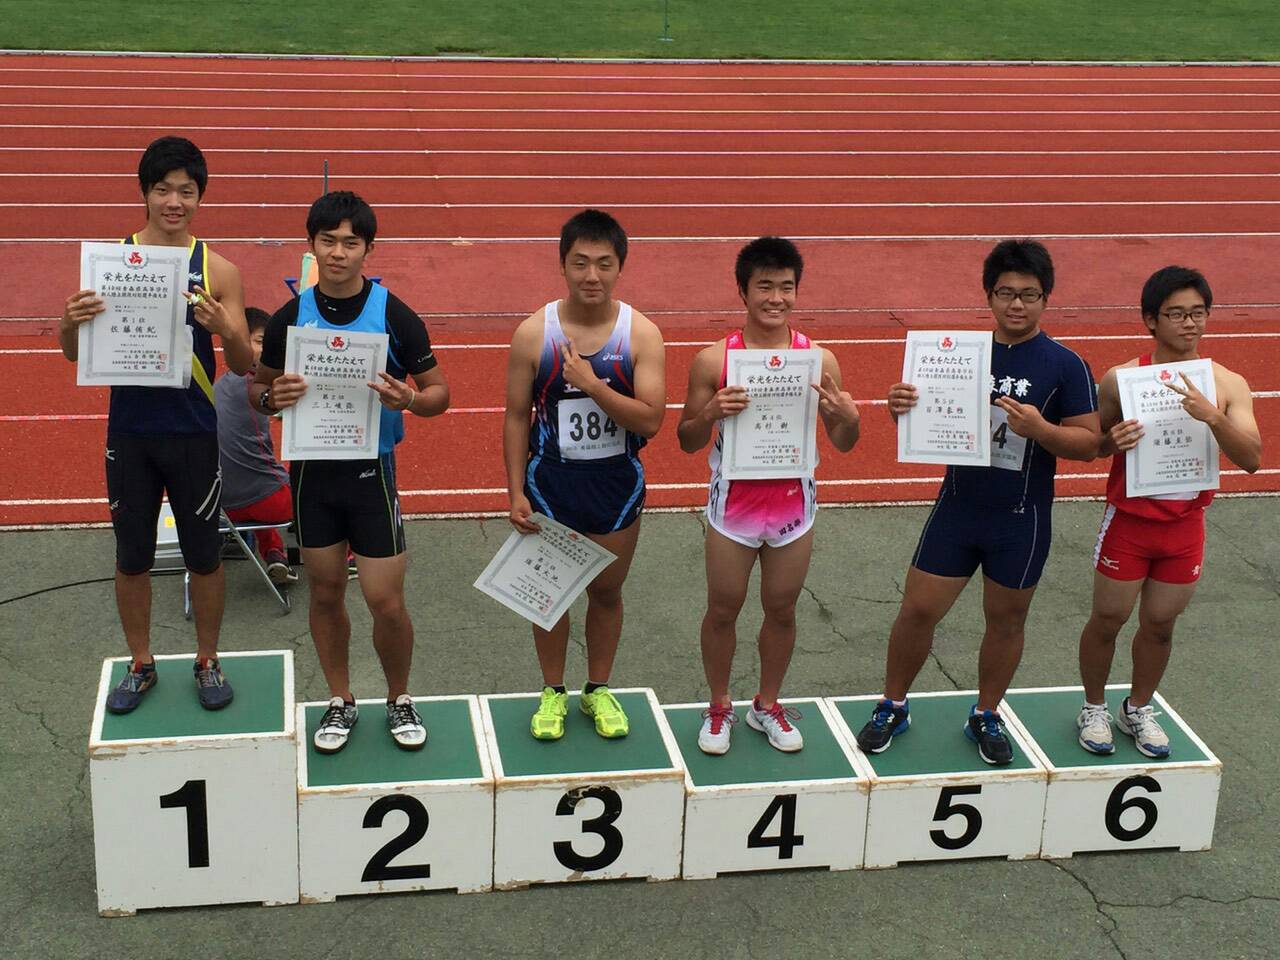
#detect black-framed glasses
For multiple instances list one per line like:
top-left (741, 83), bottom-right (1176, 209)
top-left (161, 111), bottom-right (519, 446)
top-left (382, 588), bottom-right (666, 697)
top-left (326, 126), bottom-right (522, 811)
top-left (992, 287), bottom-right (1044, 303)
top-left (1160, 307), bottom-right (1208, 322)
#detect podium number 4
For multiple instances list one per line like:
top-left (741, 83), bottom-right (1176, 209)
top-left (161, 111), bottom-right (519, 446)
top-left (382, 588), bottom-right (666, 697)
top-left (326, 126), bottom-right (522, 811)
top-left (747, 794), bottom-right (805, 860)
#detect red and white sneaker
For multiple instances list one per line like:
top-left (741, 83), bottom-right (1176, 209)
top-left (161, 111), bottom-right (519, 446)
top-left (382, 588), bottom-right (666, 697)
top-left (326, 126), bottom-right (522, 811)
top-left (746, 698), bottom-right (804, 752)
top-left (697, 703), bottom-right (737, 755)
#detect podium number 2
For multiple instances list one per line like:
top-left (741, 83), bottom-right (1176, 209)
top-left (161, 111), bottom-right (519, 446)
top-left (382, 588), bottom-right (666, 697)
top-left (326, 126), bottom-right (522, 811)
top-left (159, 780), bottom-right (209, 868)
top-left (747, 794), bottom-right (805, 860)
top-left (1105, 775), bottom-right (1161, 842)
top-left (362, 795), bottom-right (431, 882)
top-left (554, 786), bottom-right (623, 871)
top-left (930, 785), bottom-right (983, 850)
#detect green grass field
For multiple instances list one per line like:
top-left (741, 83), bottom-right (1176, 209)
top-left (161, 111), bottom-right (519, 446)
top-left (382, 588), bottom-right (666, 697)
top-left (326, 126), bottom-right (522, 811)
top-left (7, 0), bottom-right (1280, 60)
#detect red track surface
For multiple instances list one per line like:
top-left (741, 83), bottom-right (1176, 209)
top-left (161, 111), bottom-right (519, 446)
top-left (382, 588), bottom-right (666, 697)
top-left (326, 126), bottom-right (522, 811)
top-left (2, 55), bottom-right (1278, 527)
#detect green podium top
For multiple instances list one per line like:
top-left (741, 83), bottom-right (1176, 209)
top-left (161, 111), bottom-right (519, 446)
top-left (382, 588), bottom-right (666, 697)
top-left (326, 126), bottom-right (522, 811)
top-left (665, 701), bottom-right (858, 787)
top-left (1004, 689), bottom-right (1209, 767)
top-left (97, 654), bottom-right (287, 742)
top-left (487, 691), bottom-right (675, 778)
top-left (303, 699), bottom-right (485, 787)
top-left (833, 695), bottom-right (1037, 777)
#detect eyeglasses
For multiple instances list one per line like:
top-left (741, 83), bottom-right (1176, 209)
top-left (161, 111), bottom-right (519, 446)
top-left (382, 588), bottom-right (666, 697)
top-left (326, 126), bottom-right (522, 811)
top-left (992, 287), bottom-right (1044, 303)
top-left (1160, 307), bottom-right (1208, 322)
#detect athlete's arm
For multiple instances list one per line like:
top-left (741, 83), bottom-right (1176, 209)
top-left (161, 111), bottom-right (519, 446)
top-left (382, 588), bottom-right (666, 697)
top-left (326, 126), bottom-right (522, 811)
top-left (200, 253), bottom-right (253, 376)
top-left (996, 396), bottom-right (1101, 461)
top-left (502, 314), bottom-right (543, 533)
top-left (1095, 364), bottom-right (1144, 458)
top-left (371, 298), bottom-right (449, 417)
top-left (816, 349), bottom-right (860, 452)
top-left (1170, 365), bottom-right (1262, 473)
top-left (57, 289), bottom-right (105, 361)
top-left (252, 304), bottom-right (305, 413)
top-left (559, 311), bottom-right (666, 438)
top-left (677, 342), bottom-right (744, 453)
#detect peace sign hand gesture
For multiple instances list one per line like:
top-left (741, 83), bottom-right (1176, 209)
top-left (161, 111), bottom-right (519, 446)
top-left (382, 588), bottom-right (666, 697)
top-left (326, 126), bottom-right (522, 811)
top-left (812, 371), bottom-right (860, 427)
top-left (560, 338), bottom-right (602, 394)
top-left (1162, 372), bottom-right (1219, 424)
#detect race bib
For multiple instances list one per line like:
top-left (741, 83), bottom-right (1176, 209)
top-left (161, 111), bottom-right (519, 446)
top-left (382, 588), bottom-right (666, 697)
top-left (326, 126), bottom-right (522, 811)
top-left (558, 396), bottom-right (624, 460)
top-left (989, 405), bottom-right (1028, 472)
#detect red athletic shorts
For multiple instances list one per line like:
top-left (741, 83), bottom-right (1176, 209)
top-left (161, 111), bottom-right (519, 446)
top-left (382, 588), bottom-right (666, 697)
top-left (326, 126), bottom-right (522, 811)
top-left (1092, 504), bottom-right (1205, 584)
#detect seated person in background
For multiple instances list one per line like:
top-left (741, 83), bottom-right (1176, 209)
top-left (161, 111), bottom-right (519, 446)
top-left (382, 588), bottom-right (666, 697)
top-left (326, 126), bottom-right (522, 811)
top-left (215, 306), bottom-right (296, 584)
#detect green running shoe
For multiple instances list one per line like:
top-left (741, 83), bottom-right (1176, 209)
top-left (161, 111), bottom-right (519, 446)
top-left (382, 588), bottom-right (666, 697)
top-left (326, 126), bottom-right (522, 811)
top-left (530, 686), bottom-right (569, 740)
top-left (580, 685), bottom-right (629, 738)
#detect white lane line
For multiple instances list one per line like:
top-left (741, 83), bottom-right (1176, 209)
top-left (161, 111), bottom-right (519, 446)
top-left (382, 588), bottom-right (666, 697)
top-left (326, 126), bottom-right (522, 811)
top-left (12, 200), bottom-right (1280, 210)
top-left (5, 171), bottom-right (1280, 182)
top-left (11, 232), bottom-right (1280, 243)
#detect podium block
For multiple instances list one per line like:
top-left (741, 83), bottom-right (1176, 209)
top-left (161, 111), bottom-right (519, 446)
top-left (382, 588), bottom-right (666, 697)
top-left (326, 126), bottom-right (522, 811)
top-left (663, 698), bottom-right (871, 880)
top-left (88, 651), bottom-right (299, 916)
top-left (480, 689), bottom-right (685, 889)
top-left (828, 691), bottom-right (1048, 869)
top-left (1004, 686), bottom-right (1221, 858)
top-left (296, 696), bottom-right (494, 901)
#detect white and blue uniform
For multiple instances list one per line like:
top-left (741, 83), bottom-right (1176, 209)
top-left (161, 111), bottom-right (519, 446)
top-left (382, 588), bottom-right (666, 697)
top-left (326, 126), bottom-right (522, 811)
top-left (912, 331), bottom-right (1097, 589)
top-left (525, 300), bottom-right (646, 535)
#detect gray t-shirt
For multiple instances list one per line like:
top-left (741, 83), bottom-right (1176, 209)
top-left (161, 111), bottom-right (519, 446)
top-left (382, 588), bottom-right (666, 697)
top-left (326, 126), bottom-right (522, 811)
top-left (214, 371), bottom-right (289, 510)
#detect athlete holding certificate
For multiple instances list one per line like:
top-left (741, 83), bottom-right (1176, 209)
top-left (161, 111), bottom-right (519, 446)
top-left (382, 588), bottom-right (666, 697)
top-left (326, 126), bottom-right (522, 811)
top-left (256, 192), bottom-right (450, 754)
top-left (1077, 267), bottom-right (1260, 758)
top-left (679, 238), bottom-right (860, 755)
top-left (856, 240), bottom-right (1101, 765)
top-left (58, 137), bottom-right (251, 715)
top-left (503, 210), bottom-right (667, 741)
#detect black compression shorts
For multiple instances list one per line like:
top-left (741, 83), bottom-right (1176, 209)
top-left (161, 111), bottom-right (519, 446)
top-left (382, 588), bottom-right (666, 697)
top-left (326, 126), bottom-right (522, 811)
top-left (290, 453), bottom-right (405, 558)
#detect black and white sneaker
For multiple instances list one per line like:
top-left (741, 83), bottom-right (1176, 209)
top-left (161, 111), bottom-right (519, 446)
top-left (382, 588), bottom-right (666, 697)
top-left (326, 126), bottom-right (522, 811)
top-left (856, 697), bottom-right (910, 754)
top-left (963, 706), bottom-right (1014, 765)
top-left (387, 695), bottom-right (427, 751)
top-left (314, 697), bottom-right (359, 754)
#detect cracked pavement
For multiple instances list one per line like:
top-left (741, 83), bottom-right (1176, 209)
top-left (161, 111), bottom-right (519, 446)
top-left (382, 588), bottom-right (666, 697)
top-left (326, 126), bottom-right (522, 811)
top-left (3, 500), bottom-right (1277, 958)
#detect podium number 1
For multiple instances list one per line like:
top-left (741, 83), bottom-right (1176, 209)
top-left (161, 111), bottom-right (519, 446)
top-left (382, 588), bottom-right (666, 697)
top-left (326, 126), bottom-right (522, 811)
top-left (159, 780), bottom-right (209, 868)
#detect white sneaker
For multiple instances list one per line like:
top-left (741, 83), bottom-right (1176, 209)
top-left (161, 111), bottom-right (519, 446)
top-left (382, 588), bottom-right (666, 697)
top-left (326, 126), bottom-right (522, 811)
top-left (314, 697), bottom-right (358, 754)
top-left (387, 694), bottom-right (427, 751)
top-left (745, 699), bottom-right (804, 752)
top-left (1117, 698), bottom-right (1170, 759)
top-left (697, 703), bottom-right (737, 755)
top-left (1077, 703), bottom-right (1115, 755)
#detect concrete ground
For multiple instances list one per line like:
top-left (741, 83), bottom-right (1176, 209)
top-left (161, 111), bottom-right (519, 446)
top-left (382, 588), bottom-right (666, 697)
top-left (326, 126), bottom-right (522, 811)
top-left (4, 500), bottom-right (1277, 960)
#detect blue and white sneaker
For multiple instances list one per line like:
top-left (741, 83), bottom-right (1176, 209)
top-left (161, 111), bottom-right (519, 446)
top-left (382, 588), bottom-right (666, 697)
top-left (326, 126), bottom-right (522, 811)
top-left (1077, 703), bottom-right (1116, 755)
top-left (855, 698), bottom-right (910, 753)
top-left (193, 658), bottom-right (234, 710)
top-left (1117, 697), bottom-right (1170, 759)
top-left (964, 706), bottom-right (1014, 765)
top-left (105, 661), bottom-right (157, 714)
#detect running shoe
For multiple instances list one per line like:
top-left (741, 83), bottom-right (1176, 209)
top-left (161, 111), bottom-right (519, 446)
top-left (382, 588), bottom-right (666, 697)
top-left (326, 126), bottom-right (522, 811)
top-left (264, 549), bottom-right (298, 585)
top-left (193, 658), bottom-right (234, 710)
top-left (387, 695), bottom-right (427, 750)
top-left (580, 685), bottom-right (629, 738)
top-left (347, 550), bottom-right (359, 581)
top-left (1077, 703), bottom-right (1116, 755)
top-left (964, 706), bottom-right (1014, 765)
top-left (855, 698), bottom-right (911, 753)
top-left (1117, 697), bottom-right (1171, 759)
top-left (745, 698), bottom-right (803, 752)
top-left (697, 703), bottom-right (737, 755)
top-left (530, 686), bottom-right (569, 740)
top-left (314, 697), bottom-right (358, 754)
top-left (105, 660), bottom-right (157, 714)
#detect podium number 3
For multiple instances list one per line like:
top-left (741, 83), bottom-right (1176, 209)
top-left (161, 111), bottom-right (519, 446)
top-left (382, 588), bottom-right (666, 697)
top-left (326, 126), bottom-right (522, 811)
top-left (159, 780), bottom-right (209, 868)
top-left (554, 786), bottom-right (624, 871)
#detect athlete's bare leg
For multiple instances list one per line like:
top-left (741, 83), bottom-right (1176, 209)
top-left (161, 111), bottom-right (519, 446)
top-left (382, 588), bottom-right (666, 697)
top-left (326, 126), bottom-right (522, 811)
top-left (755, 528), bottom-right (815, 708)
top-left (975, 577), bottom-right (1037, 711)
top-left (303, 543), bottom-right (353, 700)
top-left (115, 570), bottom-right (153, 662)
top-left (882, 566), bottom-right (970, 701)
top-left (532, 615), bottom-right (572, 688)
top-left (1078, 571), bottom-right (1145, 704)
top-left (582, 516), bottom-right (643, 684)
top-left (1129, 578), bottom-right (1196, 705)
top-left (355, 551), bottom-right (414, 700)
top-left (701, 528), bottom-right (761, 705)
top-left (187, 565), bottom-right (225, 661)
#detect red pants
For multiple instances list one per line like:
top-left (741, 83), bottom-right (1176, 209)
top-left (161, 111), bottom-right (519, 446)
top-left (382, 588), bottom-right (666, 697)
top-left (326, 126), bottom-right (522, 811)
top-left (224, 483), bottom-right (293, 559)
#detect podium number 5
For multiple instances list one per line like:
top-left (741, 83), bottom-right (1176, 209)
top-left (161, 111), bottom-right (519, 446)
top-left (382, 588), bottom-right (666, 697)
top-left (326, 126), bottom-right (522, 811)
top-left (930, 785), bottom-right (983, 850)
top-left (159, 780), bottom-right (209, 868)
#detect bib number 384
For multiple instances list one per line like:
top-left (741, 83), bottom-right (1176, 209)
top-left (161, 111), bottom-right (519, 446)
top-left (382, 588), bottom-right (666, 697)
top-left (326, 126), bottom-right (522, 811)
top-left (559, 397), bottom-right (623, 460)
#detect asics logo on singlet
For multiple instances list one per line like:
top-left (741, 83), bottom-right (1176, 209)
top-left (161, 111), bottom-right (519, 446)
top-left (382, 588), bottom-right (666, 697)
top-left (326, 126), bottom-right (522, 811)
top-left (358, 468), bottom-right (376, 479)
top-left (188, 272), bottom-right (203, 284)
top-left (600, 353), bottom-right (623, 361)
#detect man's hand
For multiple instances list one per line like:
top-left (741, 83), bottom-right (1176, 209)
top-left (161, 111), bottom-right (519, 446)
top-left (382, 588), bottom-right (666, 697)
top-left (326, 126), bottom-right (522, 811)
top-left (368, 371), bottom-right (415, 411)
top-left (887, 382), bottom-right (918, 419)
top-left (700, 386), bottom-right (749, 422)
top-left (508, 492), bottom-right (541, 534)
top-left (561, 339), bottom-right (603, 394)
top-left (1107, 418), bottom-right (1145, 452)
top-left (269, 372), bottom-right (308, 410)
top-left (813, 371), bottom-right (860, 428)
top-left (61, 289), bottom-right (104, 332)
top-left (1163, 373), bottom-right (1220, 425)
top-left (995, 395), bottom-right (1047, 439)
top-left (184, 285), bottom-right (236, 338)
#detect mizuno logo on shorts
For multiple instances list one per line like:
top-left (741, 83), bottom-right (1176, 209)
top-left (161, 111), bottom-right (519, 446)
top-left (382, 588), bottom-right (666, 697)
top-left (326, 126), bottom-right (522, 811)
top-left (1099, 556), bottom-right (1120, 570)
top-left (105, 448), bottom-right (115, 461)
top-left (359, 468), bottom-right (376, 479)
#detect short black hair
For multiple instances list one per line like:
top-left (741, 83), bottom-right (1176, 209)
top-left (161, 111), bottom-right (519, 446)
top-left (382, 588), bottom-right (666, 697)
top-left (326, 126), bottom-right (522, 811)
top-left (735, 236), bottom-right (804, 294)
top-left (306, 191), bottom-right (377, 244)
top-left (138, 136), bottom-right (208, 197)
top-left (982, 239), bottom-right (1054, 297)
top-left (1141, 265), bottom-right (1213, 323)
top-left (559, 209), bottom-right (628, 267)
top-left (245, 307), bottom-right (271, 334)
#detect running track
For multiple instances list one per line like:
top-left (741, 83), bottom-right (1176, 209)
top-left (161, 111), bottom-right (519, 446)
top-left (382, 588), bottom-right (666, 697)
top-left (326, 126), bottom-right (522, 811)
top-left (2, 54), bottom-right (1279, 528)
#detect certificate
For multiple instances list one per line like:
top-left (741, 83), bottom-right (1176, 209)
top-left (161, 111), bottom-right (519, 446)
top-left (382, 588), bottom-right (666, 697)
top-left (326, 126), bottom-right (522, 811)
top-left (280, 326), bottom-right (387, 461)
top-left (721, 348), bottom-right (822, 480)
top-left (1117, 359), bottom-right (1219, 498)
top-left (897, 331), bottom-right (992, 466)
top-left (473, 514), bottom-right (617, 631)
top-left (76, 241), bottom-right (190, 388)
